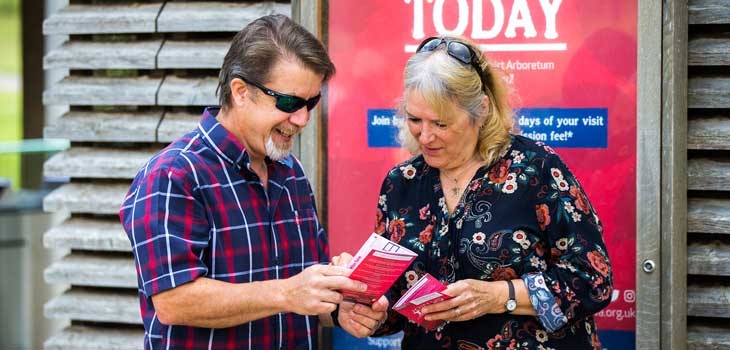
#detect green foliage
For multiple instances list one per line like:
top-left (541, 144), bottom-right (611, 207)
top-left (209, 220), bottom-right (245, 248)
top-left (0, 0), bottom-right (18, 15)
top-left (0, 0), bottom-right (18, 12)
top-left (0, 92), bottom-right (21, 190)
top-left (0, 12), bottom-right (20, 73)
top-left (0, 0), bottom-right (20, 189)
top-left (0, 92), bottom-right (21, 140)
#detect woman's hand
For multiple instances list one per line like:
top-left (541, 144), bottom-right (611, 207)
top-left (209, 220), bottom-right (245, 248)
top-left (423, 279), bottom-right (534, 322)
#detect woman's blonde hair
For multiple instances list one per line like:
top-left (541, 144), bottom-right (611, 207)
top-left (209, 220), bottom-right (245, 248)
top-left (396, 36), bottom-right (515, 166)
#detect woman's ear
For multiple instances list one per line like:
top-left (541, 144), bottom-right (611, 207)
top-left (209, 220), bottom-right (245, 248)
top-left (230, 77), bottom-right (248, 107)
top-left (479, 94), bottom-right (491, 126)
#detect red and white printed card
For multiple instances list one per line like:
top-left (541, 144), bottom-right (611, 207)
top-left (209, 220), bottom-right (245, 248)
top-left (341, 233), bottom-right (417, 304)
top-left (393, 273), bottom-right (452, 331)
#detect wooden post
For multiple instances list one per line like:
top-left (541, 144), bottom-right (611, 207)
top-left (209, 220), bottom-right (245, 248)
top-left (20, 0), bottom-right (45, 189)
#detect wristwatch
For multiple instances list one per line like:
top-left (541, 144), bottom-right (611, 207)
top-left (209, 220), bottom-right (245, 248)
top-left (504, 280), bottom-right (517, 313)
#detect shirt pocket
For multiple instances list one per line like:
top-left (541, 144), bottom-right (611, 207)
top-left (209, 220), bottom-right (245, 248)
top-left (277, 207), bottom-right (323, 268)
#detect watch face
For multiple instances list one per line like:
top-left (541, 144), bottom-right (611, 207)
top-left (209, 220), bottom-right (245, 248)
top-left (506, 299), bottom-right (517, 312)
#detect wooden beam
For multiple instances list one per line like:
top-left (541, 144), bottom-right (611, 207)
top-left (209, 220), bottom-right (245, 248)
top-left (44, 326), bottom-right (142, 350)
top-left (688, 115), bottom-right (730, 150)
top-left (689, 77), bottom-right (730, 109)
top-left (688, 198), bottom-right (730, 234)
top-left (44, 40), bottom-right (162, 69)
top-left (687, 158), bottom-right (730, 191)
top-left (636, 0), bottom-right (663, 348)
top-left (44, 289), bottom-right (141, 324)
top-left (157, 76), bottom-right (218, 106)
top-left (44, 111), bottom-right (163, 143)
top-left (688, 0), bottom-right (730, 24)
top-left (45, 253), bottom-right (136, 288)
top-left (43, 183), bottom-right (130, 215)
top-left (43, 77), bottom-right (161, 106)
top-left (687, 284), bottom-right (730, 318)
top-left (157, 40), bottom-right (228, 69)
top-left (43, 3), bottom-right (162, 35)
top-left (661, 0), bottom-right (689, 349)
top-left (43, 217), bottom-right (132, 252)
top-left (687, 241), bottom-right (730, 276)
top-left (156, 2), bottom-right (290, 32)
top-left (44, 147), bottom-right (157, 180)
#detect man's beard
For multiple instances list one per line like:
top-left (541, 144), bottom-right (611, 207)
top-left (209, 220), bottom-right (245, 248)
top-left (265, 136), bottom-right (292, 161)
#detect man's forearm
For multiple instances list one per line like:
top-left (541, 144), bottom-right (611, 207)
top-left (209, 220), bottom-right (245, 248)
top-left (152, 277), bottom-right (288, 328)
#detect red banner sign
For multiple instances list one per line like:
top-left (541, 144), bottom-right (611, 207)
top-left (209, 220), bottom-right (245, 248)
top-left (327, 0), bottom-right (637, 343)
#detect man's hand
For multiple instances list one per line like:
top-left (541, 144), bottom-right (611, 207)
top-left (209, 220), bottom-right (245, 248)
top-left (338, 295), bottom-right (389, 338)
top-left (331, 252), bottom-right (389, 337)
top-left (330, 252), bottom-right (353, 267)
top-left (281, 263), bottom-right (367, 316)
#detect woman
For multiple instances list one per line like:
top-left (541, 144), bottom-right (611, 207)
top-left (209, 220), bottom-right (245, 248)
top-left (371, 36), bottom-right (613, 349)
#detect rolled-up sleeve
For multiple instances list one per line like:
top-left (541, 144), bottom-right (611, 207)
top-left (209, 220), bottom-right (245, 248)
top-left (120, 158), bottom-right (210, 299)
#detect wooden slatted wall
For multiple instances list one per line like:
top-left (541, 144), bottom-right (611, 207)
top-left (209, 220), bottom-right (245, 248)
top-left (40, 1), bottom-right (730, 349)
top-left (686, 1), bottom-right (730, 349)
top-left (41, 1), bottom-right (290, 349)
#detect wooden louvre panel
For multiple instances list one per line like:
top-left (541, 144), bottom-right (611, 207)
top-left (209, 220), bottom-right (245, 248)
top-left (688, 114), bottom-right (730, 150)
top-left (688, 0), bottom-right (730, 25)
top-left (687, 158), bottom-right (730, 191)
top-left (687, 0), bottom-right (730, 348)
top-left (44, 325), bottom-right (142, 350)
top-left (41, 2), bottom-right (293, 348)
top-left (156, 40), bottom-right (229, 69)
top-left (43, 40), bottom-right (162, 70)
top-left (43, 217), bottom-right (132, 253)
top-left (42, 3), bottom-right (163, 35)
top-left (44, 253), bottom-right (137, 288)
top-left (44, 147), bottom-right (157, 180)
top-left (44, 289), bottom-right (141, 325)
top-left (44, 111), bottom-right (164, 143)
top-left (687, 323), bottom-right (730, 350)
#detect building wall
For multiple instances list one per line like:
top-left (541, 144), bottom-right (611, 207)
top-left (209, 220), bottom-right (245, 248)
top-left (40, 1), bottom-right (293, 348)
top-left (39, 1), bottom-right (730, 349)
top-left (685, 1), bottom-right (730, 349)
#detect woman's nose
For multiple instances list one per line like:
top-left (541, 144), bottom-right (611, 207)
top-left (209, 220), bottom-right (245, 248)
top-left (418, 124), bottom-right (435, 143)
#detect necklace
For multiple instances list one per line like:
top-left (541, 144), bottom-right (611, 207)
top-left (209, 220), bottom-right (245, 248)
top-left (441, 159), bottom-right (481, 198)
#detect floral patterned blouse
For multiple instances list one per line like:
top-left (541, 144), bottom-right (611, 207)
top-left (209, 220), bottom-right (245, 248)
top-left (372, 135), bottom-right (613, 350)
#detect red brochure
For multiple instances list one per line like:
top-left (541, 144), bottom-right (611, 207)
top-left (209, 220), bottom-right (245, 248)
top-left (393, 273), bottom-right (452, 331)
top-left (341, 233), bottom-right (417, 304)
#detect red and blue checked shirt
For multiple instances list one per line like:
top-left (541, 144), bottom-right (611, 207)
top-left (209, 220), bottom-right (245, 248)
top-left (120, 107), bottom-right (329, 350)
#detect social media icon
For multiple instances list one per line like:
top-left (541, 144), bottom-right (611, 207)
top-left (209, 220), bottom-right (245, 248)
top-left (624, 290), bottom-right (635, 303)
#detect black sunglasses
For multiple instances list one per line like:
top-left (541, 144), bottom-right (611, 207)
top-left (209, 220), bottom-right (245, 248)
top-left (238, 76), bottom-right (321, 113)
top-left (416, 37), bottom-right (487, 94)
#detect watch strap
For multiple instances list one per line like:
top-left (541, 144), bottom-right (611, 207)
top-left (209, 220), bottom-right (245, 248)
top-left (506, 279), bottom-right (515, 300)
top-left (505, 279), bottom-right (516, 313)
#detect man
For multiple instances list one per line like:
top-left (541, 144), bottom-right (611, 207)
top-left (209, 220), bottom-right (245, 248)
top-left (120, 14), bottom-right (386, 350)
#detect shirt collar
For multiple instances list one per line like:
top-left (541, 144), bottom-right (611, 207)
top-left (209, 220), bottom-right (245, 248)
top-left (198, 107), bottom-right (294, 170)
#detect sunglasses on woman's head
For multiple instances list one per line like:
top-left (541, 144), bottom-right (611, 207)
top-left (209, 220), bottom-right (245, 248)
top-left (238, 76), bottom-right (321, 113)
top-left (416, 37), bottom-right (488, 93)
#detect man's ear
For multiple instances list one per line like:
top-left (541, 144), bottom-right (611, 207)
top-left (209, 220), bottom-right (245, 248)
top-left (230, 77), bottom-right (249, 107)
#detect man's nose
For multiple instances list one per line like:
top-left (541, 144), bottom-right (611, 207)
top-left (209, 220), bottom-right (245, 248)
top-left (289, 107), bottom-right (311, 127)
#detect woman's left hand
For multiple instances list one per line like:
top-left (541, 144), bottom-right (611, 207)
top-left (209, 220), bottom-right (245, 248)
top-left (422, 279), bottom-right (506, 322)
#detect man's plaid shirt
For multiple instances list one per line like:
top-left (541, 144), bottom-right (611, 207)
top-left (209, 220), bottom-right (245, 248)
top-left (120, 107), bottom-right (329, 350)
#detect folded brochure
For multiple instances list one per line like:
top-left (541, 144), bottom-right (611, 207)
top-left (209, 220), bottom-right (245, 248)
top-left (393, 273), bottom-right (452, 331)
top-left (341, 233), bottom-right (417, 304)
